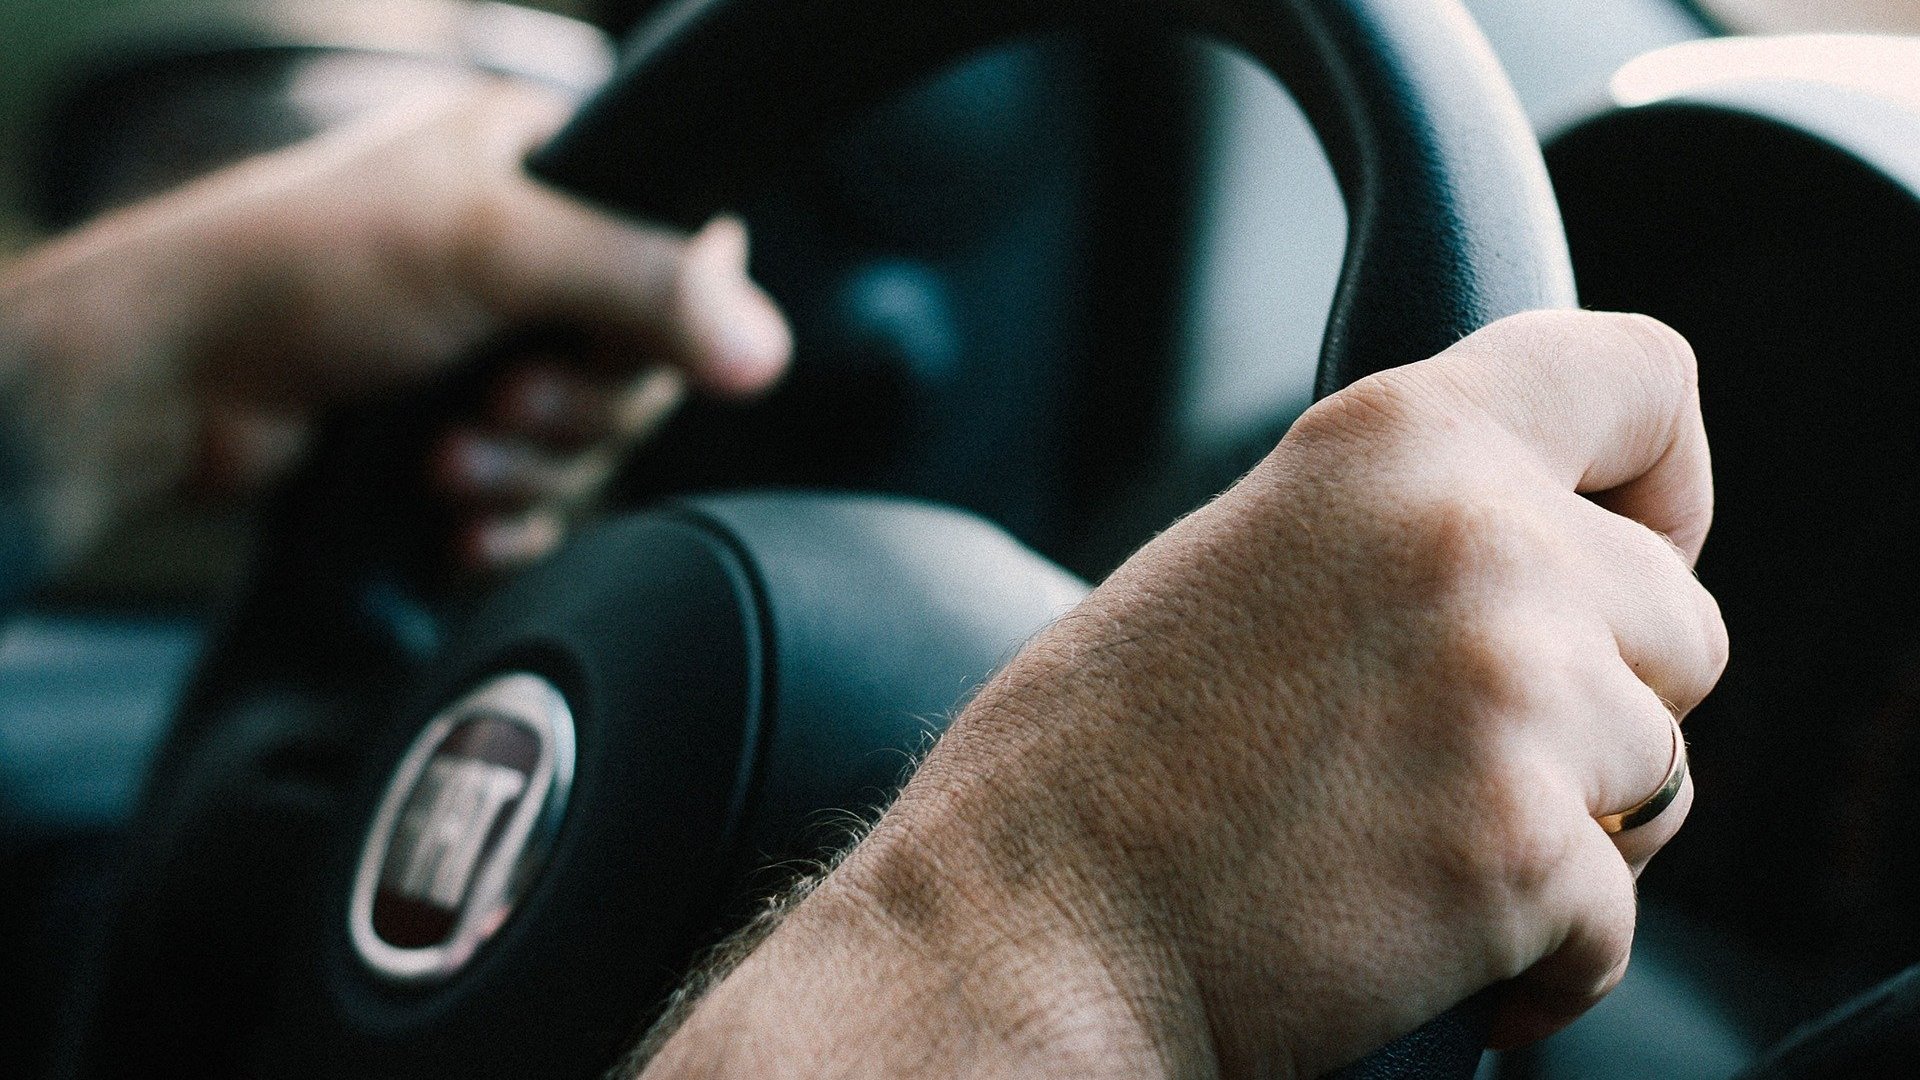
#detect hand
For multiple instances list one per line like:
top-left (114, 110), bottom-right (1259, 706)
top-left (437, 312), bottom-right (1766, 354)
top-left (637, 311), bottom-right (1726, 1078)
top-left (0, 81), bottom-right (790, 571)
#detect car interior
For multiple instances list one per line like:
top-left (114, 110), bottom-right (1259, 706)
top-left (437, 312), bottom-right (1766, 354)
top-left (3, 0), bottom-right (1920, 1076)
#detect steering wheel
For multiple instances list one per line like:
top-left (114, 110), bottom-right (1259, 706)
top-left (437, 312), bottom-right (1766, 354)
top-left (57, 0), bottom-right (1573, 1077)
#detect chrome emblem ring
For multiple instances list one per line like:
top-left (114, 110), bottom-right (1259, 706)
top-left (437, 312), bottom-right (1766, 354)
top-left (348, 672), bottom-right (575, 985)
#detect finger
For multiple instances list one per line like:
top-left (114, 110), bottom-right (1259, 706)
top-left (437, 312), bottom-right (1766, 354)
top-left (469, 89), bottom-right (791, 397)
top-left (1488, 802), bottom-right (1639, 1049)
top-left (1619, 764), bottom-right (1692, 877)
top-left (1589, 664), bottom-right (1692, 865)
top-left (1420, 310), bottom-right (1713, 563)
top-left (665, 215), bottom-right (792, 396)
top-left (431, 429), bottom-right (610, 509)
top-left (490, 358), bottom-right (619, 450)
top-left (1546, 645), bottom-right (1692, 854)
top-left (612, 365), bottom-right (688, 442)
top-left (493, 204), bottom-right (788, 396)
top-left (1566, 494), bottom-right (1729, 716)
top-left (491, 360), bottom-right (686, 451)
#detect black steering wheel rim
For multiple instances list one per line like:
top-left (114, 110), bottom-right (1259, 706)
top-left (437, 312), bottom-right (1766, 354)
top-left (531, 0), bottom-right (1577, 396)
top-left (63, 3), bottom-right (1575, 1078)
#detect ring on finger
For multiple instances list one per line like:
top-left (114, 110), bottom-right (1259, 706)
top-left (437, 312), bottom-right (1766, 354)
top-left (1598, 716), bottom-right (1688, 835)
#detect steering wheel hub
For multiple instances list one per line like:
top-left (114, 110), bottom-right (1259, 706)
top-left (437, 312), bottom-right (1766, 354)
top-left (60, 0), bottom-right (1578, 1076)
top-left (348, 671), bottom-right (576, 986)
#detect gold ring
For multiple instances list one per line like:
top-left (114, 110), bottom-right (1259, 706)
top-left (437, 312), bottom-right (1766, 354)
top-left (1598, 717), bottom-right (1688, 835)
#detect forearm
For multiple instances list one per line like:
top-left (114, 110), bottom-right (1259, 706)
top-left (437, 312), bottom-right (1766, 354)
top-left (635, 701), bottom-right (1209, 1079)
top-left (0, 81), bottom-right (795, 584)
top-left (636, 311), bottom-right (1721, 1079)
top-left (0, 176), bottom-right (257, 571)
top-left (639, 877), bottom-right (1185, 1079)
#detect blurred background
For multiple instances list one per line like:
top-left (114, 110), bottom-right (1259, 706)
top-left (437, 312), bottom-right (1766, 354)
top-left (6, 1), bottom-right (1920, 1078)
top-left (0, 0), bottom-right (576, 246)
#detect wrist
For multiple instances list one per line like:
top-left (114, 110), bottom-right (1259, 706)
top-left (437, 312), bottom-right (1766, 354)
top-left (644, 701), bottom-right (1213, 1078)
top-left (0, 193), bottom-right (234, 564)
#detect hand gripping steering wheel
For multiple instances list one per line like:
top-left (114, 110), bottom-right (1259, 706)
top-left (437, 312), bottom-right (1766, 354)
top-left (61, 1), bottom-right (1574, 1077)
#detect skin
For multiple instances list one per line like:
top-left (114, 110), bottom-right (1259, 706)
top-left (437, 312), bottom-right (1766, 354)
top-left (0, 68), bottom-right (1726, 1079)
top-left (0, 80), bottom-right (791, 574)
top-left (638, 311), bottom-right (1726, 1078)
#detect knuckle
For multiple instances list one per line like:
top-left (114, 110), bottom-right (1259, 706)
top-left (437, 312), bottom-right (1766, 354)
top-left (1401, 493), bottom-right (1567, 600)
top-left (1468, 309), bottom-right (1698, 402)
top-left (1429, 612), bottom-right (1550, 715)
top-left (1386, 508), bottom-right (1585, 723)
top-left (447, 163), bottom-right (521, 302)
top-left (1618, 312), bottom-right (1698, 378)
top-left (1583, 866), bottom-right (1641, 974)
top-left (1287, 369), bottom-right (1439, 452)
top-left (1607, 312), bottom-right (1699, 400)
top-left (1439, 754), bottom-right (1574, 907)
top-left (1423, 625), bottom-right (1584, 798)
top-left (1476, 308), bottom-right (1582, 351)
top-left (1617, 522), bottom-right (1731, 708)
top-left (1407, 633), bottom-right (1592, 907)
top-left (1552, 883), bottom-right (1639, 1003)
top-left (1454, 309), bottom-right (1594, 375)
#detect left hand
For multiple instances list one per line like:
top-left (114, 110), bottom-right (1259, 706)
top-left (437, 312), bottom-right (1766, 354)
top-left (0, 80), bottom-right (791, 572)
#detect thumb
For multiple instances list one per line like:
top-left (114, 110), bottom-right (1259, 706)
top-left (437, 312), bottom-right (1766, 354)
top-left (467, 89), bottom-right (792, 397)
top-left (665, 214), bottom-right (793, 396)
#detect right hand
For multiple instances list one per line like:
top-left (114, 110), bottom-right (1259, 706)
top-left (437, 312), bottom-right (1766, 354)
top-left (640, 310), bottom-right (1727, 1079)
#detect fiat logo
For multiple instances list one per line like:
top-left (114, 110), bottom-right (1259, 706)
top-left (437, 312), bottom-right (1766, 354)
top-left (348, 672), bottom-right (576, 984)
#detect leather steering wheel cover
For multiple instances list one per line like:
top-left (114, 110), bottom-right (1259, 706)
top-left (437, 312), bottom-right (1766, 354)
top-left (262, 497), bottom-right (1093, 1079)
top-left (260, 513), bottom-right (768, 1078)
top-left (529, 2), bottom-right (1573, 1074)
top-left (529, 0), bottom-right (1576, 394)
top-left (66, 2), bottom-right (1578, 1077)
